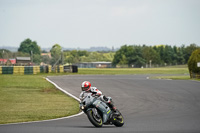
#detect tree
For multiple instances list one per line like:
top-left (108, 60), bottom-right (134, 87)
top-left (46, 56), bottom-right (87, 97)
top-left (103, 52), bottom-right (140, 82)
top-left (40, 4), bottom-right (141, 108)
top-left (50, 44), bottom-right (62, 65)
top-left (18, 38), bottom-right (41, 64)
top-left (142, 46), bottom-right (161, 65)
top-left (112, 45), bottom-right (146, 67)
top-left (18, 38), bottom-right (41, 55)
top-left (42, 55), bottom-right (51, 64)
top-left (188, 49), bottom-right (200, 78)
top-left (102, 52), bottom-right (115, 62)
top-left (127, 46), bottom-right (145, 67)
top-left (64, 50), bottom-right (114, 64)
top-left (0, 49), bottom-right (11, 58)
top-left (153, 45), bottom-right (165, 66)
top-left (176, 47), bottom-right (185, 65)
top-left (118, 54), bottom-right (128, 65)
top-left (30, 41), bottom-right (41, 55)
top-left (112, 45), bottom-right (131, 67)
top-left (131, 56), bottom-right (146, 67)
top-left (184, 43), bottom-right (199, 63)
top-left (33, 54), bottom-right (41, 64)
top-left (163, 45), bottom-right (173, 65)
top-left (14, 52), bottom-right (30, 57)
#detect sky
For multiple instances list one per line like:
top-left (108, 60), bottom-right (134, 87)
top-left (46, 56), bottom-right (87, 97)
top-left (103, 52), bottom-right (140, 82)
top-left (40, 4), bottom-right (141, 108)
top-left (0, 0), bottom-right (200, 49)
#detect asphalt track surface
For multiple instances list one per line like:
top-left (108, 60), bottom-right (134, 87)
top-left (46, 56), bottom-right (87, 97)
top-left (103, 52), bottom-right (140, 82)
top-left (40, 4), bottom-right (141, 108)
top-left (1, 75), bottom-right (200, 133)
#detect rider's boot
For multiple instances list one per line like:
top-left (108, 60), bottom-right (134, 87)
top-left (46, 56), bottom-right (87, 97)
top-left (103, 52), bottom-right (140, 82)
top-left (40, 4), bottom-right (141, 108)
top-left (102, 95), bottom-right (117, 112)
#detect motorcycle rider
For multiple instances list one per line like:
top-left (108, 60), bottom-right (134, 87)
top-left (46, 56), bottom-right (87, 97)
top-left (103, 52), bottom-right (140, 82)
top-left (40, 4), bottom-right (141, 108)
top-left (80, 81), bottom-right (117, 112)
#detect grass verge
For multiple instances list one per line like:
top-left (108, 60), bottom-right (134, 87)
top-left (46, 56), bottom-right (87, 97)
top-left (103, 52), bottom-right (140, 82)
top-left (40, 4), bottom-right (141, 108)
top-left (78, 67), bottom-right (189, 75)
top-left (152, 75), bottom-right (190, 80)
top-left (152, 75), bottom-right (200, 81)
top-left (0, 75), bottom-right (79, 124)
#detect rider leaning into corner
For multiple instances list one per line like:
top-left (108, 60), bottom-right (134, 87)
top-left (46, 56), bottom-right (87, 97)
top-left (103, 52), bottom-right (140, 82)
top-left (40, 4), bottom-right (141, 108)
top-left (79, 81), bottom-right (117, 112)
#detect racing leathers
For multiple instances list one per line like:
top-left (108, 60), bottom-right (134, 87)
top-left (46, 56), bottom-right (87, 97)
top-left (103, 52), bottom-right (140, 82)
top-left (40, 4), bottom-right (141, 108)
top-left (79, 87), bottom-right (116, 111)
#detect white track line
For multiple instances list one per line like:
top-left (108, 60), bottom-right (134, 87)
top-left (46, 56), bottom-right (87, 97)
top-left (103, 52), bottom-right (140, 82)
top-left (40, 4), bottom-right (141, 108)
top-left (0, 78), bottom-right (83, 126)
top-left (46, 78), bottom-right (81, 102)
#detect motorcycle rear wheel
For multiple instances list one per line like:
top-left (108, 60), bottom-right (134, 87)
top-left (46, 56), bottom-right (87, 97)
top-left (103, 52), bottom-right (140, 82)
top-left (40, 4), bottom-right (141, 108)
top-left (87, 109), bottom-right (103, 127)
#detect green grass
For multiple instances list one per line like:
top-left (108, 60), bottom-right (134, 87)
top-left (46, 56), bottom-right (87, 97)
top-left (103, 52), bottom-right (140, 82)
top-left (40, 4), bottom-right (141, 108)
top-left (152, 75), bottom-right (200, 81)
top-left (152, 75), bottom-right (190, 80)
top-left (77, 67), bottom-right (200, 81)
top-left (78, 67), bottom-right (189, 75)
top-left (0, 75), bottom-right (79, 124)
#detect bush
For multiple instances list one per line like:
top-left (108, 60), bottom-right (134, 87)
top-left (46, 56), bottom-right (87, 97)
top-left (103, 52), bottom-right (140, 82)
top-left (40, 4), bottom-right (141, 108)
top-left (188, 49), bottom-right (200, 78)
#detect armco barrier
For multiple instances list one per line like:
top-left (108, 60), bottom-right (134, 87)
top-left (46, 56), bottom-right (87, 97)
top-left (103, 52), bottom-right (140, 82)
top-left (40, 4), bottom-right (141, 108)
top-left (24, 66), bottom-right (33, 74)
top-left (0, 66), bottom-right (46, 74)
top-left (33, 66), bottom-right (40, 74)
top-left (0, 65), bottom-right (78, 74)
top-left (59, 66), bottom-right (64, 73)
top-left (48, 65), bottom-right (52, 73)
top-left (40, 66), bottom-right (44, 73)
top-left (13, 66), bottom-right (24, 74)
top-left (2, 66), bottom-right (13, 74)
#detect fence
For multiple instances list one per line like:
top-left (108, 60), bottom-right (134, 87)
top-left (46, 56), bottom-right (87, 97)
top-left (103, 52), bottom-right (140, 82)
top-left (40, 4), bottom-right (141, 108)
top-left (0, 65), bottom-right (78, 75)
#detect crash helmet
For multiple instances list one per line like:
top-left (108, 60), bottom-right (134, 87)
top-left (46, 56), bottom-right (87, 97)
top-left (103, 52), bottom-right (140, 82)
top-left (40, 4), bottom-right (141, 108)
top-left (81, 81), bottom-right (91, 91)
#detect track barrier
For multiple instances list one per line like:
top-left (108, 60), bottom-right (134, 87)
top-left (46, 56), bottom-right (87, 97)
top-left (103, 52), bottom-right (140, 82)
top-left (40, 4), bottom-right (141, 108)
top-left (0, 65), bottom-right (78, 75)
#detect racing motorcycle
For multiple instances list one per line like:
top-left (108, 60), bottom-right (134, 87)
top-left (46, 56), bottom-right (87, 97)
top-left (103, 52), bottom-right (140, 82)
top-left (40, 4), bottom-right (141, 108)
top-left (79, 93), bottom-right (124, 127)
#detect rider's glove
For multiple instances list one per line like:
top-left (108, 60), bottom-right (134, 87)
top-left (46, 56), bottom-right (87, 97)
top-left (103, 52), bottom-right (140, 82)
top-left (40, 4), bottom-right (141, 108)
top-left (91, 92), bottom-right (99, 97)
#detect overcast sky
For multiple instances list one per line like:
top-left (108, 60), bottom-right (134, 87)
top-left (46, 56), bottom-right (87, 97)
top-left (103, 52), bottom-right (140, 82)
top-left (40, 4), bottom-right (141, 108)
top-left (0, 0), bottom-right (200, 49)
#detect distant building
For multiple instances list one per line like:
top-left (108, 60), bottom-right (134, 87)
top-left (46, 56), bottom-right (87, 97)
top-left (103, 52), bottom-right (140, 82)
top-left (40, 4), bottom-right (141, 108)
top-left (0, 59), bottom-right (16, 65)
top-left (9, 59), bottom-right (16, 64)
top-left (16, 57), bottom-right (31, 65)
top-left (74, 62), bottom-right (112, 68)
top-left (0, 59), bottom-right (7, 64)
top-left (41, 53), bottom-right (51, 58)
top-left (0, 57), bottom-right (31, 66)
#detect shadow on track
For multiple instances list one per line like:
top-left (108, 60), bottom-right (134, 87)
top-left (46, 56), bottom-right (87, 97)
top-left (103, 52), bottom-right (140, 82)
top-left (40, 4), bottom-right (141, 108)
top-left (67, 125), bottom-right (115, 128)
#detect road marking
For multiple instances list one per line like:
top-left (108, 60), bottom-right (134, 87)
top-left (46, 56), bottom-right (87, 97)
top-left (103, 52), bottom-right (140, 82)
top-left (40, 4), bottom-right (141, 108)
top-left (0, 78), bottom-right (83, 126)
top-left (46, 78), bottom-right (81, 102)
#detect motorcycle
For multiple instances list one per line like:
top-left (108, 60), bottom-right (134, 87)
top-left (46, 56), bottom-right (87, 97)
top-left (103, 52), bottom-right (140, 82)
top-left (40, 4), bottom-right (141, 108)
top-left (79, 93), bottom-right (124, 127)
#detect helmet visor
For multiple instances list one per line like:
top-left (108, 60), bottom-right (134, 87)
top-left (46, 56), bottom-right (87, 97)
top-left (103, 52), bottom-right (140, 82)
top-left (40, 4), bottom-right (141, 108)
top-left (82, 86), bottom-right (90, 91)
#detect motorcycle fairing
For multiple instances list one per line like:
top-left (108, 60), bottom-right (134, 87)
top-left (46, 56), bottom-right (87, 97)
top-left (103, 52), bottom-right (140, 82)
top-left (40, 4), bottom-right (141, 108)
top-left (92, 100), bottom-right (112, 123)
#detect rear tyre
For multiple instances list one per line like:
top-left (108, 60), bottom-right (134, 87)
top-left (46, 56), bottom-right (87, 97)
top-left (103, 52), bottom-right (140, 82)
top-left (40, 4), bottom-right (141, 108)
top-left (86, 109), bottom-right (103, 127)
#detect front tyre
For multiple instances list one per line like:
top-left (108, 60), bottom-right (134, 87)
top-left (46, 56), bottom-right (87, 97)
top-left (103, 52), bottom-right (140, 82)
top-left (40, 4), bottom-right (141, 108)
top-left (86, 109), bottom-right (103, 127)
top-left (112, 110), bottom-right (124, 127)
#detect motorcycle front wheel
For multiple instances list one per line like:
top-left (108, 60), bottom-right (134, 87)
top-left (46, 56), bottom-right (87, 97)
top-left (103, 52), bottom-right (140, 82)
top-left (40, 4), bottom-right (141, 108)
top-left (86, 108), bottom-right (103, 127)
top-left (112, 110), bottom-right (124, 127)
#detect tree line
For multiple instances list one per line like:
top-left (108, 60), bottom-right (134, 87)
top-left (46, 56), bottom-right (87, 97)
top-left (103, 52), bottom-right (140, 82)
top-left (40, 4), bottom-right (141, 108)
top-left (0, 38), bottom-right (115, 65)
top-left (0, 38), bottom-right (199, 67)
top-left (112, 44), bottom-right (199, 67)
